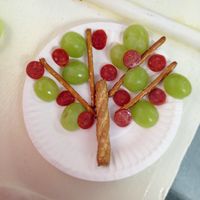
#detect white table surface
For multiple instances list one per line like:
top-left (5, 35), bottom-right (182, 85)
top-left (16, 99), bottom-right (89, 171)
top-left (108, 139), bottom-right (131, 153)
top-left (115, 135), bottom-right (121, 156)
top-left (0, 0), bottom-right (200, 199)
top-left (130, 0), bottom-right (200, 31)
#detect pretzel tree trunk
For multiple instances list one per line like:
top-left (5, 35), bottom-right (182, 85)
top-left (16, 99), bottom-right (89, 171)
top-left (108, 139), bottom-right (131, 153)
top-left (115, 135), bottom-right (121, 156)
top-left (95, 80), bottom-right (111, 166)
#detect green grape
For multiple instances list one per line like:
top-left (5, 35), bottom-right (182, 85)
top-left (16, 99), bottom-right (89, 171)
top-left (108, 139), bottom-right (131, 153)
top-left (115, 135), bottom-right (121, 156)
top-left (60, 32), bottom-right (86, 58)
top-left (130, 100), bottom-right (159, 128)
top-left (0, 19), bottom-right (4, 37)
top-left (34, 77), bottom-right (59, 102)
top-left (164, 73), bottom-right (192, 99)
top-left (60, 102), bottom-right (85, 131)
top-left (110, 44), bottom-right (128, 71)
top-left (123, 66), bottom-right (149, 92)
top-left (62, 60), bottom-right (89, 85)
top-left (123, 24), bottom-right (149, 54)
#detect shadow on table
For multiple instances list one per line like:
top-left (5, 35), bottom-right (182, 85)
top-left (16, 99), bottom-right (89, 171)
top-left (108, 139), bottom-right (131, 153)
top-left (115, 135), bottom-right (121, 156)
top-left (166, 125), bottom-right (200, 200)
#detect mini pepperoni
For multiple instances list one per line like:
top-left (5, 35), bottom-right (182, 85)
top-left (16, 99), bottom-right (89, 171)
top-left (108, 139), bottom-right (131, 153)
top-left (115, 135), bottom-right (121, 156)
top-left (26, 61), bottom-right (44, 79)
top-left (148, 54), bottom-right (166, 72)
top-left (123, 50), bottom-right (141, 68)
top-left (56, 91), bottom-right (75, 106)
top-left (114, 109), bottom-right (132, 127)
top-left (148, 88), bottom-right (166, 105)
top-left (52, 48), bottom-right (69, 67)
top-left (78, 111), bottom-right (95, 129)
top-left (92, 29), bottom-right (107, 50)
top-left (100, 64), bottom-right (117, 81)
top-left (113, 89), bottom-right (131, 106)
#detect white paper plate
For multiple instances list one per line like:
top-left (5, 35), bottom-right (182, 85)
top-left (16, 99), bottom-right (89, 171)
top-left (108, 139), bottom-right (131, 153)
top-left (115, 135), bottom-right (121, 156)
top-left (23, 22), bottom-right (183, 181)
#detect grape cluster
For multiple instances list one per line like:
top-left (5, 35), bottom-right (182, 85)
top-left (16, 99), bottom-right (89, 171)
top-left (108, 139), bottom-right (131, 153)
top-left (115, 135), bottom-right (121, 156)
top-left (26, 24), bottom-right (192, 131)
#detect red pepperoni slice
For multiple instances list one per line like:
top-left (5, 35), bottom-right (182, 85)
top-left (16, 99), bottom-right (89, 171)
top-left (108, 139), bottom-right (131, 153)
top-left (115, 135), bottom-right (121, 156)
top-left (100, 64), bottom-right (117, 81)
top-left (123, 50), bottom-right (141, 68)
top-left (26, 61), bottom-right (44, 79)
top-left (114, 109), bottom-right (132, 127)
top-left (113, 89), bottom-right (131, 106)
top-left (148, 88), bottom-right (166, 105)
top-left (148, 54), bottom-right (166, 72)
top-left (52, 48), bottom-right (69, 67)
top-left (78, 111), bottom-right (95, 129)
top-left (56, 91), bottom-right (75, 106)
top-left (92, 29), bottom-right (107, 50)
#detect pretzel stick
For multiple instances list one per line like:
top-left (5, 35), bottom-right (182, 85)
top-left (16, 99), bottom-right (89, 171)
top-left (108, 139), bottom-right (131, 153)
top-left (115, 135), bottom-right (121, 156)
top-left (86, 29), bottom-right (95, 107)
top-left (108, 36), bottom-right (166, 97)
top-left (39, 58), bottom-right (95, 115)
top-left (121, 61), bottom-right (177, 110)
top-left (139, 36), bottom-right (166, 64)
top-left (95, 80), bottom-right (110, 166)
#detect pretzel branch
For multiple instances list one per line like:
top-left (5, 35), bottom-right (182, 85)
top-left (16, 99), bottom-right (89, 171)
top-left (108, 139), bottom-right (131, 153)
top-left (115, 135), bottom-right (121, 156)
top-left (39, 58), bottom-right (95, 115)
top-left (108, 36), bottom-right (166, 97)
top-left (121, 61), bottom-right (177, 110)
top-left (86, 29), bottom-right (95, 107)
top-left (139, 36), bottom-right (166, 64)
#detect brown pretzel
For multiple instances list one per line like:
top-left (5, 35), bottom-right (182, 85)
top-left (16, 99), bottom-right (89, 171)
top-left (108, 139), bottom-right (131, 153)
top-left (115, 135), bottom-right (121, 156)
top-left (39, 58), bottom-right (95, 115)
top-left (121, 61), bottom-right (177, 110)
top-left (86, 29), bottom-right (95, 107)
top-left (108, 36), bottom-right (166, 97)
top-left (95, 80), bottom-right (111, 166)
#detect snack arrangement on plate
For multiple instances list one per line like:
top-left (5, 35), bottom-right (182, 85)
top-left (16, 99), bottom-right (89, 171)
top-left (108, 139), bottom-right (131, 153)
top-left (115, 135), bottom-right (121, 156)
top-left (25, 23), bottom-right (191, 168)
